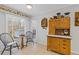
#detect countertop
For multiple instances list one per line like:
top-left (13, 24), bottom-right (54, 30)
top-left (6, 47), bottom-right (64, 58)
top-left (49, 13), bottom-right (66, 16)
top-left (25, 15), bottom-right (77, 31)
top-left (48, 35), bottom-right (71, 39)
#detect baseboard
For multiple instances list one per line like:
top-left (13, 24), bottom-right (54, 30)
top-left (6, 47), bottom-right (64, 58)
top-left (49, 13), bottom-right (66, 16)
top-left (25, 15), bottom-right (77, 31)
top-left (35, 42), bottom-right (47, 47)
top-left (71, 50), bottom-right (79, 55)
top-left (35, 42), bottom-right (79, 55)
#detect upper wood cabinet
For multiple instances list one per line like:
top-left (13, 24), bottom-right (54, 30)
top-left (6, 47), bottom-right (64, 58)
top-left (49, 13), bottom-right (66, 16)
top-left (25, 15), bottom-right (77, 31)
top-left (55, 17), bottom-right (70, 29)
top-left (49, 20), bottom-right (55, 35)
top-left (48, 17), bottom-right (70, 35)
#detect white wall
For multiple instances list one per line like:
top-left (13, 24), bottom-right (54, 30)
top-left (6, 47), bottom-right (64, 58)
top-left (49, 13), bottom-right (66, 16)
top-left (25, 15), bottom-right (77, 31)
top-left (31, 17), bottom-right (48, 45)
top-left (0, 12), bottom-right (6, 34)
top-left (32, 5), bottom-right (79, 54)
top-left (0, 12), bottom-right (6, 52)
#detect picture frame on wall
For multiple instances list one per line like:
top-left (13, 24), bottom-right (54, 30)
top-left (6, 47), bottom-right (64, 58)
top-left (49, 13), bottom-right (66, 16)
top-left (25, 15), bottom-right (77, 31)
top-left (75, 12), bottom-right (79, 26)
top-left (41, 17), bottom-right (48, 29)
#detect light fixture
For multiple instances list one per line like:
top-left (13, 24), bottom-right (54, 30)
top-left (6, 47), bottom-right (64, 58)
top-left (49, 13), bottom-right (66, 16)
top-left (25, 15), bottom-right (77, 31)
top-left (26, 4), bottom-right (32, 9)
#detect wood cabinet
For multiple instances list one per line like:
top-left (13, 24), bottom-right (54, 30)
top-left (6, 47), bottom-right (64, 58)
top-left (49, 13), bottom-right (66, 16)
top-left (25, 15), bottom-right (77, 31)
top-left (47, 37), bottom-right (52, 50)
top-left (48, 17), bottom-right (70, 35)
top-left (48, 17), bottom-right (71, 55)
top-left (49, 20), bottom-right (55, 34)
top-left (47, 37), bottom-right (60, 52)
top-left (47, 36), bottom-right (71, 55)
top-left (55, 17), bottom-right (70, 29)
top-left (51, 37), bottom-right (60, 52)
top-left (59, 38), bottom-right (71, 54)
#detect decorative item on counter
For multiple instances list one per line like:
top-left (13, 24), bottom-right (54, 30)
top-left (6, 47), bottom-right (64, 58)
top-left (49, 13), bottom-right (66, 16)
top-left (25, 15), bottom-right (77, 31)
top-left (61, 15), bottom-right (64, 18)
top-left (53, 16), bottom-right (57, 19)
top-left (49, 17), bottom-right (53, 22)
top-left (41, 17), bottom-right (48, 29)
top-left (50, 17), bottom-right (53, 19)
top-left (57, 12), bottom-right (61, 15)
top-left (61, 32), bottom-right (64, 35)
top-left (55, 29), bottom-right (70, 36)
top-left (75, 12), bottom-right (79, 26)
top-left (56, 12), bottom-right (61, 19)
top-left (64, 12), bottom-right (70, 17)
top-left (64, 29), bottom-right (69, 35)
top-left (61, 15), bottom-right (64, 20)
top-left (55, 29), bottom-right (64, 35)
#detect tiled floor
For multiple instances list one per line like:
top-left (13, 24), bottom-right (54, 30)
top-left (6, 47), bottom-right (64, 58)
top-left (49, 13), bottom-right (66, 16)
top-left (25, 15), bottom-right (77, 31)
top-left (0, 43), bottom-right (59, 55)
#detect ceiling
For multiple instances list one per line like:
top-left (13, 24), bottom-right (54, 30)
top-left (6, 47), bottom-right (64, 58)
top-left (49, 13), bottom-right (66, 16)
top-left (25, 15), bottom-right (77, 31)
top-left (4, 4), bottom-right (72, 17)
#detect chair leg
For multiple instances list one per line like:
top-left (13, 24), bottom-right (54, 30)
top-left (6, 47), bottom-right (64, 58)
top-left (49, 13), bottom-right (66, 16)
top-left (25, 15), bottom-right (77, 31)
top-left (33, 41), bottom-right (34, 46)
top-left (26, 39), bottom-right (28, 46)
top-left (16, 43), bottom-right (19, 49)
top-left (1, 47), bottom-right (6, 55)
top-left (26, 41), bottom-right (28, 46)
top-left (10, 45), bottom-right (12, 55)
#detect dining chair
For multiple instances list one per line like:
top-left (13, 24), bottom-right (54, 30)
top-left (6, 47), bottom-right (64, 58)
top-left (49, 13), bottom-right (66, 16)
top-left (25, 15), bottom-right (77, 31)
top-left (26, 31), bottom-right (34, 46)
top-left (0, 33), bottom-right (19, 55)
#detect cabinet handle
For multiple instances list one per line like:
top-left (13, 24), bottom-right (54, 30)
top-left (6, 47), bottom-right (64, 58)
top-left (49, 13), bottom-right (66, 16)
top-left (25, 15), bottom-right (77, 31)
top-left (63, 47), bottom-right (66, 49)
top-left (63, 44), bottom-right (66, 46)
top-left (63, 40), bottom-right (66, 42)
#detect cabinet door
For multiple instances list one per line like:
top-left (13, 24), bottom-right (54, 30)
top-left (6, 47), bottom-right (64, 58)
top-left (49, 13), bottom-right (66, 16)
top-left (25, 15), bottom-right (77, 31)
top-left (59, 39), bottom-right (71, 55)
top-left (55, 17), bottom-right (70, 29)
top-left (49, 20), bottom-right (55, 35)
top-left (47, 36), bottom-right (53, 50)
top-left (55, 20), bottom-right (61, 29)
top-left (62, 17), bottom-right (70, 29)
top-left (51, 37), bottom-right (60, 52)
top-left (47, 37), bottom-right (60, 52)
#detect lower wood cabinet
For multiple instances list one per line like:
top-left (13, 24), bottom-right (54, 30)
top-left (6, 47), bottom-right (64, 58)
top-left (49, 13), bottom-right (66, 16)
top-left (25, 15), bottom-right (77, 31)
top-left (47, 36), bottom-right (71, 55)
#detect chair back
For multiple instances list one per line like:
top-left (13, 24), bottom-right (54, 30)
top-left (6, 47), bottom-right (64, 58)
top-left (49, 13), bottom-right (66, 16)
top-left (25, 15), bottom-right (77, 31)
top-left (26, 31), bottom-right (33, 39)
top-left (0, 33), bottom-right (14, 46)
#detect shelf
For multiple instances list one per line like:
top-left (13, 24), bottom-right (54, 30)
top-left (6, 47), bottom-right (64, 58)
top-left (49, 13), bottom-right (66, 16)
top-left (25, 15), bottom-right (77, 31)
top-left (48, 35), bottom-right (71, 39)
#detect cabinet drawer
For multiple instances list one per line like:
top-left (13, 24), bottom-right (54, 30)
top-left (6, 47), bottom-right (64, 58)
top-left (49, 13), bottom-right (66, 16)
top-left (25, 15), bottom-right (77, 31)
top-left (60, 46), bottom-right (70, 55)
top-left (62, 39), bottom-right (70, 42)
top-left (60, 39), bottom-right (70, 44)
top-left (59, 39), bottom-right (71, 55)
top-left (61, 43), bottom-right (70, 47)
